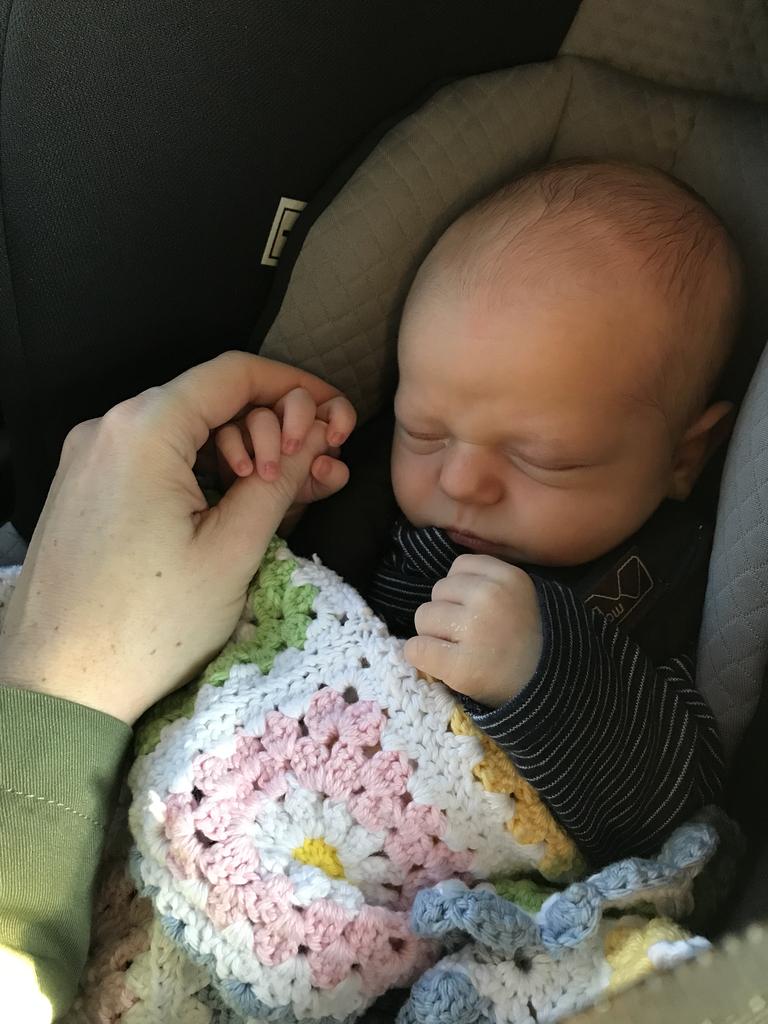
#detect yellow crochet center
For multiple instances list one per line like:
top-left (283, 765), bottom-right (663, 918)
top-left (604, 917), bottom-right (690, 991)
top-left (293, 837), bottom-right (346, 879)
top-left (448, 706), bottom-right (584, 881)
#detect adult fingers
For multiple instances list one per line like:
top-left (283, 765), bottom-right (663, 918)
top-left (317, 395), bottom-right (357, 447)
top-left (307, 455), bottom-right (350, 501)
top-left (158, 351), bottom-right (344, 462)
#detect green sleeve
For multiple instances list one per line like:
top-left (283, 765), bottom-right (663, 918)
top-left (0, 685), bottom-right (132, 1020)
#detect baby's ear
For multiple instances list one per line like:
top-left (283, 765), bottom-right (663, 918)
top-left (668, 400), bottom-right (735, 501)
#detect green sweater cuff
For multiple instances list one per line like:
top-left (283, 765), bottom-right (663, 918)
top-left (0, 685), bottom-right (132, 1017)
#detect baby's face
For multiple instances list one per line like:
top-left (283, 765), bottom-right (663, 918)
top-left (392, 281), bottom-right (682, 567)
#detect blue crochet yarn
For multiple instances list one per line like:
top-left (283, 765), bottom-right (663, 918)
top-left (400, 967), bottom-right (494, 1024)
top-left (409, 821), bottom-right (718, 967)
top-left (219, 981), bottom-right (297, 1023)
top-left (538, 821), bottom-right (718, 950)
top-left (128, 845), bottom-right (159, 898)
top-left (157, 913), bottom-right (221, 979)
top-left (588, 857), bottom-right (669, 901)
top-left (159, 913), bottom-right (187, 944)
top-left (219, 980), bottom-right (362, 1024)
top-left (398, 818), bottom-right (721, 1024)
top-left (659, 822), bottom-right (716, 867)
top-left (412, 884), bottom-right (540, 954)
top-left (539, 882), bottom-right (601, 950)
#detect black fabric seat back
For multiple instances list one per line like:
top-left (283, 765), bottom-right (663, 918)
top-left (0, 0), bottom-right (579, 538)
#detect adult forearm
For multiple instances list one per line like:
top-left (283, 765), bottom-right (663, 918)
top-left (0, 685), bottom-right (131, 1020)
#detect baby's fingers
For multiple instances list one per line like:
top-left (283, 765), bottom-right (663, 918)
top-left (215, 423), bottom-right (253, 478)
top-left (403, 634), bottom-right (457, 686)
top-left (275, 387), bottom-right (318, 455)
top-left (244, 408), bottom-right (281, 480)
top-left (317, 395), bottom-right (357, 448)
top-left (414, 601), bottom-right (465, 642)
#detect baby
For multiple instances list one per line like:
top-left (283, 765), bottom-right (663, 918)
top-left (215, 159), bottom-right (744, 867)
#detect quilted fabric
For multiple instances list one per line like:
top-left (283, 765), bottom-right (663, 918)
top-left (562, 0), bottom-right (768, 103)
top-left (260, 61), bottom-right (572, 420)
top-left (259, 51), bottom-right (768, 749)
top-left (260, 50), bottom-right (768, 752)
top-left (261, 56), bottom-right (768, 427)
top-left (697, 347), bottom-right (768, 756)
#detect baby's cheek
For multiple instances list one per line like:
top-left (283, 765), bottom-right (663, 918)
top-left (391, 448), bottom-right (439, 523)
top-left (524, 485), bottom-right (652, 565)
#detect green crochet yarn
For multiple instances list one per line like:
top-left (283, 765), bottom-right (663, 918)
top-left (134, 538), bottom-right (317, 756)
top-left (492, 877), bottom-right (557, 913)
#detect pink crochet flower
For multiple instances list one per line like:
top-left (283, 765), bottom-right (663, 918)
top-left (159, 687), bottom-right (475, 994)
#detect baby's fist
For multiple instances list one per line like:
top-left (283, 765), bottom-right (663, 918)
top-left (404, 554), bottom-right (543, 708)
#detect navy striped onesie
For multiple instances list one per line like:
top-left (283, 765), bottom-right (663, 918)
top-left (367, 521), bottom-right (724, 867)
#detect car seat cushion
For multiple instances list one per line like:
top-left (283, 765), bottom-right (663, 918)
top-left (258, 54), bottom-right (768, 757)
top-left (561, 0), bottom-right (768, 104)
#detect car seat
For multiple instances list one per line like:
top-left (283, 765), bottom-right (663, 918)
top-left (261, 0), bottom-right (768, 928)
top-left (253, 0), bottom-right (768, 943)
top-left (0, 0), bottom-right (578, 533)
top-left (2, 0), bottom-right (768, 1018)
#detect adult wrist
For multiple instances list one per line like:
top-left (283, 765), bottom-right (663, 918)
top-left (0, 669), bottom-right (138, 725)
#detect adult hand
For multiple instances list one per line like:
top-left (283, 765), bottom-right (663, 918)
top-left (0, 352), bottom-right (345, 724)
top-left (404, 554), bottom-right (543, 708)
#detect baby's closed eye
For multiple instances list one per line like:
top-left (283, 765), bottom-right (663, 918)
top-left (506, 453), bottom-right (590, 473)
top-left (398, 426), bottom-right (448, 453)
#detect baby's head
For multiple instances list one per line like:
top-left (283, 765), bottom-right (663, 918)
top-left (392, 159), bottom-right (745, 566)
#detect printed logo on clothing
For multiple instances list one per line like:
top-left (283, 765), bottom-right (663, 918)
top-left (261, 197), bottom-right (307, 267)
top-left (584, 553), bottom-right (654, 625)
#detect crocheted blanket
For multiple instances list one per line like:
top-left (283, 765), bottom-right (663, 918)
top-left (0, 547), bottom-right (725, 1024)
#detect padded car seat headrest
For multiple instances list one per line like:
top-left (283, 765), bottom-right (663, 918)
top-left (260, 54), bottom-right (767, 418)
top-left (258, 0), bottom-right (768, 757)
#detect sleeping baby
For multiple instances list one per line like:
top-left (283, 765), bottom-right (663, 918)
top-left (216, 158), bottom-right (744, 868)
top-left (89, 158), bottom-right (745, 1024)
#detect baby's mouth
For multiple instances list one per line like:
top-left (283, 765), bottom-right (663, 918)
top-left (446, 529), bottom-right (497, 552)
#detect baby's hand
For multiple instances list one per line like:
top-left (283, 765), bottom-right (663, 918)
top-left (214, 387), bottom-right (356, 526)
top-left (404, 554), bottom-right (543, 708)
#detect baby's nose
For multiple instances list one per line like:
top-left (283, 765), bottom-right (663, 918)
top-left (438, 443), bottom-right (503, 505)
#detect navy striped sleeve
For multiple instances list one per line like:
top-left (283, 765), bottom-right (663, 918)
top-left (463, 576), bottom-right (725, 867)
